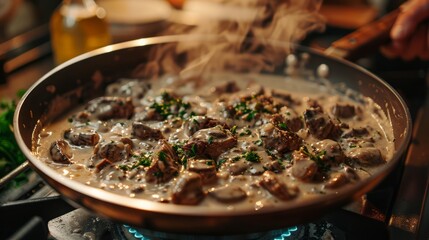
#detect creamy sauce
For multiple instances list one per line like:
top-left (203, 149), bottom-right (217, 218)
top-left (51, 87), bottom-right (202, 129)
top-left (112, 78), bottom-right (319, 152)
top-left (33, 72), bottom-right (394, 211)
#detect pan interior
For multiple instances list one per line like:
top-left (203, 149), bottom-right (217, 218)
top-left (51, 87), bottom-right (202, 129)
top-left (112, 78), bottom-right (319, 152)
top-left (14, 35), bottom-right (411, 233)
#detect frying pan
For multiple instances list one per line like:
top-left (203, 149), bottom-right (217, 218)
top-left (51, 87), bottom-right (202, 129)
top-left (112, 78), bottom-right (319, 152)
top-left (13, 17), bottom-right (411, 234)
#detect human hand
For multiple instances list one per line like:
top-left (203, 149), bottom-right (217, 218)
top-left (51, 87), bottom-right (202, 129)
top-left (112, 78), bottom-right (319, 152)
top-left (381, 0), bottom-right (429, 60)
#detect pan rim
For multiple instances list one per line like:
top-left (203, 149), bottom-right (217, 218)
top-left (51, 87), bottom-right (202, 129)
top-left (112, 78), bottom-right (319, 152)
top-left (13, 34), bottom-right (412, 227)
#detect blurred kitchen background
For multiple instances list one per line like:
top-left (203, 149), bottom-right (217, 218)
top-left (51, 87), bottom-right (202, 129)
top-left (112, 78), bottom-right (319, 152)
top-left (2, 0), bottom-right (424, 97)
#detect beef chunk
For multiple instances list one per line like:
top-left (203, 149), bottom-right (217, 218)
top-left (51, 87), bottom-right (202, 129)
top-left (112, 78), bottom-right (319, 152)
top-left (86, 96), bottom-right (134, 120)
top-left (332, 103), bottom-right (356, 118)
top-left (183, 116), bottom-right (229, 137)
top-left (132, 122), bottom-right (164, 140)
top-left (145, 140), bottom-right (180, 183)
top-left (187, 159), bottom-right (217, 184)
top-left (270, 111), bottom-right (303, 132)
top-left (213, 81), bottom-right (240, 94)
top-left (312, 139), bottom-right (345, 164)
top-left (184, 126), bottom-right (237, 159)
top-left (260, 123), bottom-right (301, 153)
top-left (227, 159), bottom-right (248, 175)
top-left (342, 127), bottom-right (369, 138)
top-left (304, 108), bottom-right (335, 139)
top-left (347, 147), bottom-right (385, 166)
top-left (263, 160), bottom-right (284, 173)
top-left (64, 129), bottom-right (100, 146)
top-left (208, 185), bottom-right (247, 203)
top-left (171, 172), bottom-right (205, 205)
top-left (134, 108), bottom-right (164, 121)
top-left (306, 99), bottom-right (322, 110)
top-left (50, 140), bottom-right (73, 164)
top-left (259, 171), bottom-right (299, 201)
top-left (95, 158), bottom-right (113, 172)
top-left (271, 89), bottom-right (297, 106)
top-left (95, 140), bottom-right (131, 162)
top-left (291, 151), bottom-right (318, 181)
top-left (224, 94), bottom-right (275, 121)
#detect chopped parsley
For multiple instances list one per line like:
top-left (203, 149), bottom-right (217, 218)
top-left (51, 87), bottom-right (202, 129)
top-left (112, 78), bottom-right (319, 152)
top-left (253, 139), bottom-right (263, 146)
top-left (207, 136), bottom-right (214, 144)
top-left (172, 142), bottom-right (197, 167)
top-left (278, 122), bottom-right (288, 130)
top-left (299, 146), bottom-right (330, 172)
top-left (217, 158), bottom-right (227, 170)
top-left (243, 151), bottom-right (261, 163)
top-left (120, 153), bottom-right (152, 170)
top-left (153, 171), bottom-right (164, 178)
top-left (189, 144), bottom-right (197, 157)
top-left (150, 91), bottom-right (191, 119)
top-left (239, 129), bottom-right (252, 136)
top-left (230, 125), bottom-right (237, 134)
top-left (233, 151), bottom-right (261, 163)
top-left (233, 101), bottom-right (258, 121)
top-left (158, 151), bottom-right (167, 162)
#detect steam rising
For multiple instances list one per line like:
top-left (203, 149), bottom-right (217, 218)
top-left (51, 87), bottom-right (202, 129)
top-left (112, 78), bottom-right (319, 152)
top-left (134, 0), bottom-right (325, 78)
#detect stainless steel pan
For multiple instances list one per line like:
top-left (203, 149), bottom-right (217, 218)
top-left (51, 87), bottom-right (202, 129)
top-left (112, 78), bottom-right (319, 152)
top-left (13, 34), bottom-right (411, 234)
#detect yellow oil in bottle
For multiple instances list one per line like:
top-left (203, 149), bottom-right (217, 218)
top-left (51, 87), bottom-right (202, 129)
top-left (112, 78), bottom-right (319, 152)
top-left (50, 0), bottom-right (111, 64)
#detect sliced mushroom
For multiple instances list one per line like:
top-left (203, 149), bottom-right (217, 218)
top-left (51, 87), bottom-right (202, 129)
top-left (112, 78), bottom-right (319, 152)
top-left (347, 147), bottom-right (384, 166)
top-left (64, 129), bottom-right (100, 146)
top-left (208, 185), bottom-right (247, 203)
top-left (95, 140), bottom-right (131, 162)
top-left (325, 172), bottom-right (348, 189)
top-left (50, 140), bottom-right (73, 164)
top-left (131, 122), bottom-right (164, 140)
top-left (227, 159), bottom-right (248, 175)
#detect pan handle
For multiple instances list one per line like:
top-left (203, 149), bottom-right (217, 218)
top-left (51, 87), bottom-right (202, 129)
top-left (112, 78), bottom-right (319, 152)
top-left (325, 9), bottom-right (400, 60)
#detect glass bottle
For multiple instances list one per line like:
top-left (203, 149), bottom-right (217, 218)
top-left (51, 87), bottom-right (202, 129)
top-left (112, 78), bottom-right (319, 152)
top-left (50, 0), bottom-right (111, 64)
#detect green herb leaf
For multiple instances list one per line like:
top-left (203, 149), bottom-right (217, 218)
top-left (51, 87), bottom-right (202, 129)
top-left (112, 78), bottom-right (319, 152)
top-left (150, 92), bottom-right (192, 119)
top-left (230, 125), bottom-right (237, 134)
top-left (253, 139), bottom-right (263, 146)
top-left (216, 158), bottom-right (226, 170)
top-left (243, 151), bottom-right (260, 163)
top-left (239, 129), bottom-right (251, 136)
top-left (158, 151), bottom-right (167, 162)
top-left (278, 122), bottom-right (288, 130)
top-left (0, 94), bottom-right (27, 187)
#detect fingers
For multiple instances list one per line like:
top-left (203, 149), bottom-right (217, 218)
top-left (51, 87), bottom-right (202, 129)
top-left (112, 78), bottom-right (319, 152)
top-left (402, 24), bottom-right (426, 60)
top-left (391, 0), bottom-right (429, 41)
top-left (382, 0), bottom-right (429, 60)
top-left (381, 23), bottom-right (429, 60)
